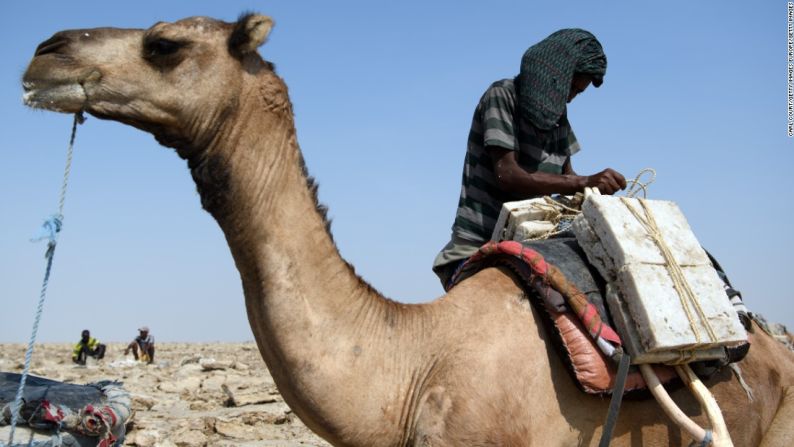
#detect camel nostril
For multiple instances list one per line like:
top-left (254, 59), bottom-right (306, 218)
top-left (35, 35), bottom-right (69, 57)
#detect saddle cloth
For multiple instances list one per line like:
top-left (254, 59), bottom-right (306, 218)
top-left (447, 237), bottom-right (748, 395)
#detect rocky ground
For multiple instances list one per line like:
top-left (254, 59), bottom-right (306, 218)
top-left (0, 343), bottom-right (330, 446)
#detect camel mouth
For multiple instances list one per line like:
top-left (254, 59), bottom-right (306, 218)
top-left (22, 81), bottom-right (87, 114)
top-left (21, 56), bottom-right (98, 114)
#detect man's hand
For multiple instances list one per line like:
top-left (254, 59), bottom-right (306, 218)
top-left (489, 147), bottom-right (627, 197)
top-left (585, 168), bottom-right (626, 195)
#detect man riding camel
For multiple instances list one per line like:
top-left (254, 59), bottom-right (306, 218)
top-left (433, 28), bottom-right (626, 287)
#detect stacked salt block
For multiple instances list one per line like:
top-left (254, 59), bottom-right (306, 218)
top-left (490, 197), bottom-right (550, 241)
top-left (572, 194), bottom-right (747, 364)
top-left (513, 220), bottom-right (557, 241)
top-left (491, 197), bottom-right (577, 242)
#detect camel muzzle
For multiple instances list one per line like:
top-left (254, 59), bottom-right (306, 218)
top-left (22, 33), bottom-right (95, 113)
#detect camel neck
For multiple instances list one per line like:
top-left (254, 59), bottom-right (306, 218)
top-left (185, 75), bottom-right (415, 426)
top-left (194, 78), bottom-right (374, 324)
top-left (175, 72), bottom-right (441, 446)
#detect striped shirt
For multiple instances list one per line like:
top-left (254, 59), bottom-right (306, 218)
top-left (452, 78), bottom-right (580, 243)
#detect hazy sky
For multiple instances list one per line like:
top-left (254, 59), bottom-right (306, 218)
top-left (1, 1), bottom-right (790, 343)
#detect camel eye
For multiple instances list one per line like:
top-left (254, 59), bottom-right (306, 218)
top-left (146, 38), bottom-right (182, 57)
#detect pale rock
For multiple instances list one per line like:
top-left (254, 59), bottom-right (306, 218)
top-left (172, 428), bottom-right (208, 447)
top-left (215, 418), bottom-right (256, 439)
top-left (201, 371), bottom-right (250, 393)
top-left (241, 407), bottom-right (290, 425)
top-left (175, 364), bottom-right (203, 378)
top-left (175, 415), bottom-right (212, 433)
top-left (189, 399), bottom-right (214, 411)
top-left (159, 376), bottom-right (201, 393)
top-left (132, 393), bottom-right (157, 410)
top-left (200, 373), bottom-right (228, 392)
top-left (151, 398), bottom-right (191, 413)
top-left (222, 383), bottom-right (277, 407)
top-left (130, 429), bottom-right (161, 447)
top-left (200, 358), bottom-right (233, 371)
top-left (180, 355), bottom-right (201, 366)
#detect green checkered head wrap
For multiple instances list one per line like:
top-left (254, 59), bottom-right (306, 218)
top-left (516, 29), bottom-right (606, 130)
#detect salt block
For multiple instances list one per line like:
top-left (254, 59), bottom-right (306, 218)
top-left (605, 284), bottom-right (727, 364)
top-left (513, 220), bottom-right (556, 242)
top-left (491, 198), bottom-right (550, 241)
top-left (571, 215), bottom-right (616, 281)
top-left (574, 195), bottom-right (747, 357)
top-left (617, 263), bottom-right (747, 351)
top-left (580, 195), bottom-right (710, 268)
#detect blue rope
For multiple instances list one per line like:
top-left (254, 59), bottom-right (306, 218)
top-left (6, 113), bottom-right (82, 446)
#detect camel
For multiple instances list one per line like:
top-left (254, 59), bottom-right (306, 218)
top-left (20, 14), bottom-right (794, 446)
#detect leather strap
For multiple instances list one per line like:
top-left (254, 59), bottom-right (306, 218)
top-left (598, 352), bottom-right (631, 447)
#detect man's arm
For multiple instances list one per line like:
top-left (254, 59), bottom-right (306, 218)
top-left (563, 157), bottom-right (575, 175)
top-left (490, 147), bottom-right (626, 196)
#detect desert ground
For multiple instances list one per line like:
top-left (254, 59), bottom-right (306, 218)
top-left (0, 342), bottom-right (330, 446)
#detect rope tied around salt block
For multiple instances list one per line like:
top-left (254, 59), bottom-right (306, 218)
top-left (618, 197), bottom-right (719, 346)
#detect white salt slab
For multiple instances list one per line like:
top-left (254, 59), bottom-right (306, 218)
top-left (571, 215), bottom-right (616, 281)
top-left (605, 284), bottom-right (727, 364)
top-left (513, 220), bottom-right (556, 242)
top-left (581, 195), bottom-right (710, 267)
top-left (574, 195), bottom-right (747, 358)
top-left (491, 198), bottom-right (550, 241)
top-left (617, 263), bottom-right (747, 351)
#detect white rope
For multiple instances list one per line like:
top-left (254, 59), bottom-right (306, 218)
top-left (624, 168), bottom-right (656, 199)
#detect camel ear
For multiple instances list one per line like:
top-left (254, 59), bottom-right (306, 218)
top-left (229, 14), bottom-right (273, 55)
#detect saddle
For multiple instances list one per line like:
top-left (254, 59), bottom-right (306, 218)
top-left (447, 237), bottom-right (749, 395)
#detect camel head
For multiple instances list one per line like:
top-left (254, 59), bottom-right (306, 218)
top-left (22, 13), bottom-right (274, 150)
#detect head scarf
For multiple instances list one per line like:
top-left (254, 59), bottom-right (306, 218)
top-left (516, 29), bottom-right (606, 130)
